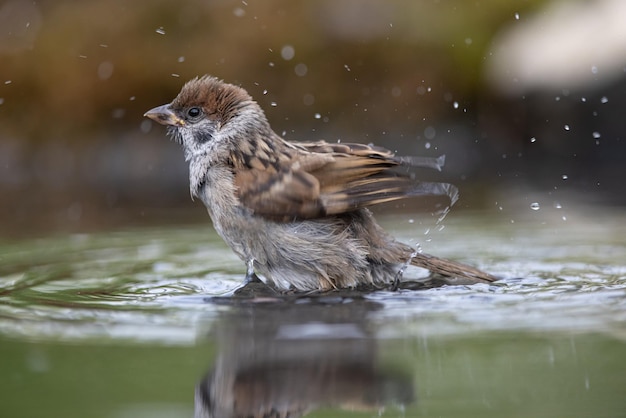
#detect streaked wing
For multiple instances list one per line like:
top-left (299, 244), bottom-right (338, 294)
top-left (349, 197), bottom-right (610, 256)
top-left (233, 140), bottom-right (458, 221)
top-left (234, 165), bottom-right (326, 219)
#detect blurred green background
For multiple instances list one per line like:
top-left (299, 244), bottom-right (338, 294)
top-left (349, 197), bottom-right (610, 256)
top-left (1, 0), bottom-right (624, 237)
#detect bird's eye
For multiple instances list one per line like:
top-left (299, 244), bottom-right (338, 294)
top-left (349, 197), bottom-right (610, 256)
top-left (186, 107), bottom-right (202, 119)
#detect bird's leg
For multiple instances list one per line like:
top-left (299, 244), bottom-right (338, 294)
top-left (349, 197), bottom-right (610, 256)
top-left (390, 269), bottom-right (403, 291)
top-left (244, 259), bottom-right (262, 284)
top-left (391, 250), bottom-right (418, 291)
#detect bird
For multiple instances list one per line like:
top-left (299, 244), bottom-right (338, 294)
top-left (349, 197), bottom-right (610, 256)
top-left (144, 75), bottom-right (496, 291)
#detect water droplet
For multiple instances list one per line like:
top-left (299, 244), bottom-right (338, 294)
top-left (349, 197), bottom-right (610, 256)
top-left (408, 219), bottom-right (414, 224)
top-left (268, 62), bottom-right (275, 67)
top-left (514, 12), bottom-right (520, 20)
top-left (424, 142), bottom-right (431, 149)
top-left (562, 216), bottom-right (567, 221)
top-left (424, 126), bottom-right (436, 140)
top-left (294, 63), bottom-right (308, 77)
top-left (4, 80), bottom-right (12, 85)
top-left (111, 108), bottom-right (125, 119)
top-left (270, 102), bottom-right (277, 107)
top-left (600, 96), bottom-right (608, 104)
top-left (140, 119), bottom-right (152, 133)
top-left (453, 101), bottom-right (459, 109)
top-left (561, 174), bottom-right (568, 180)
top-left (97, 61), bottom-right (114, 80)
top-left (177, 56), bottom-right (185, 63)
top-left (233, 7), bottom-right (246, 17)
top-left (554, 202), bottom-right (562, 209)
top-left (171, 73), bottom-right (180, 78)
top-left (155, 27), bottom-right (166, 35)
top-left (581, 97), bottom-right (586, 102)
top-left (262, 89), bottom-right (268, 95)
top-left (344, 64), bottom-right (351, 72)
top-left (564, 125), bottom-right (570, 131)
top-left (530, 202), bottom-right (540, 211)
top-left (592, 131), bottom-right (601, 139)
top-left (530, 137), bottom-right (537, 143)
top-left (314, 113), bottom-right (321, 119)
top-left (591, 65), bottom-right (598, 74)
top-left (281, 45), bottom-right (295, 61)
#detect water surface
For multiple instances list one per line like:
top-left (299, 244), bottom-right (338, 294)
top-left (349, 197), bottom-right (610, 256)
top-left (1, 210), bottom-right (624, 417)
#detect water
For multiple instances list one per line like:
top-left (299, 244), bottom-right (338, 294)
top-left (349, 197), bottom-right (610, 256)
top-left (1, 210), bottom-right (625, 417)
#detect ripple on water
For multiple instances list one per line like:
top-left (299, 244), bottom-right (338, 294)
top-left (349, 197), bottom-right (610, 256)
top-left (0, 213), bottom-right (625, 343)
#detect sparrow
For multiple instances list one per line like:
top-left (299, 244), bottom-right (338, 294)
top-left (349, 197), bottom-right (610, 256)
top-left (144, 75), bottom-right (496, 291)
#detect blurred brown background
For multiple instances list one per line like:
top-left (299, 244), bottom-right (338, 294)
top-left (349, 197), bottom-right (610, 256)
top-left (1, 0), bottom-right (624, 237)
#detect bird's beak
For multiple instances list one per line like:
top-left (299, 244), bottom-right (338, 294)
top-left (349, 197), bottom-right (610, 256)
top-left (144, 104), bottom-right (185, 126)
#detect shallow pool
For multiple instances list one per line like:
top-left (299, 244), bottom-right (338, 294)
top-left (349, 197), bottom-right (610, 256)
top-left (1, 209), bottom-right (624, 417)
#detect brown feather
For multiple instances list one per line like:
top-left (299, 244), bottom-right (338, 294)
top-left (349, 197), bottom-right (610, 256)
top-left (233, 139), bottom-right (454, 221)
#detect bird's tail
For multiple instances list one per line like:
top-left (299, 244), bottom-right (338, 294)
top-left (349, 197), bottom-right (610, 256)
top-left (410, 252), bottom-right (497, 284)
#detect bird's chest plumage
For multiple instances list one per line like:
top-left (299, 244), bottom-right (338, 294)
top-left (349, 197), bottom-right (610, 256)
top-left (197, 165), bottom-right (275, 268)
top-left (194, 164), bottom-right (263, 261)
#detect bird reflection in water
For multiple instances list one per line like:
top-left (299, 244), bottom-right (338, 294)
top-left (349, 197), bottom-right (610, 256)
top-left (195, 295), bottom-right (414, 418)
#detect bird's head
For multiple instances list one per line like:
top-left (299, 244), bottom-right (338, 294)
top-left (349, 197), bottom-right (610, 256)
top-left (144, 75), bottom-right (263, 161)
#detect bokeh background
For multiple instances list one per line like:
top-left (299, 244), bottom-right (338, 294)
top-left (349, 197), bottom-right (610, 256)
top-left (1, 0), bottom-right (625, 237)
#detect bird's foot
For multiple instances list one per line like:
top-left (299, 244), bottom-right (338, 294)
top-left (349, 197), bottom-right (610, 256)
top-left (390, 268), bottom-right (405, 291)
top-left (244, 259), bottom-right (263, 284)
